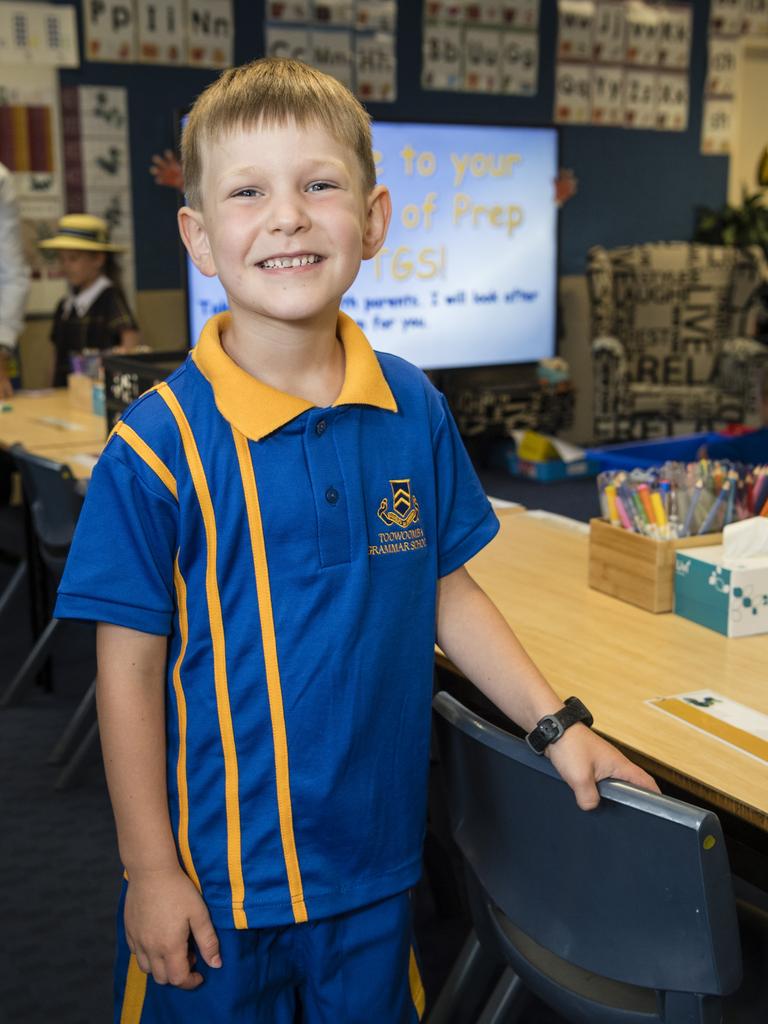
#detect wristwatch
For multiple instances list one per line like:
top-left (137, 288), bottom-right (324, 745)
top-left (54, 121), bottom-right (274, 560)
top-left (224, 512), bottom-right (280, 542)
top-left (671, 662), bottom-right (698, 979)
top-left (525, 697), bottom-right (594, 754)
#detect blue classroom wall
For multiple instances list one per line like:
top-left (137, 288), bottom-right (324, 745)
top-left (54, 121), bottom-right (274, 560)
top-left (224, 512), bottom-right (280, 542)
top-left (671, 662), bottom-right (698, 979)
top-left (54, 0), bottom-right (726, 290)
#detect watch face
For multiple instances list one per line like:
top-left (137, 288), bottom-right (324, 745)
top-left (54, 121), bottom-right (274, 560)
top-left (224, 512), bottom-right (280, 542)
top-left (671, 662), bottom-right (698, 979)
top-left (540, 718), bottom-right (561, 741)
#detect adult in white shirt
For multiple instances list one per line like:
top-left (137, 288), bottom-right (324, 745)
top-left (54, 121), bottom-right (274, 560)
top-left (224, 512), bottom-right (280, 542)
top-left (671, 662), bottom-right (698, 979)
top-left (0, 162), bottom-right (31, 399)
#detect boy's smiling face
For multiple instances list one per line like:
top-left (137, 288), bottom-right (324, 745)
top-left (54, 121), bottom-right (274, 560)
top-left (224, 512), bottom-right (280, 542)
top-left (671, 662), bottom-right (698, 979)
top-left (180, 119), bottom-right (390, 330)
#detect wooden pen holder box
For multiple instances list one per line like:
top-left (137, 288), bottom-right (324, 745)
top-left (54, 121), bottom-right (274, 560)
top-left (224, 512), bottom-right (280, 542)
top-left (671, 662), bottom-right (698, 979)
top-left (588, 518), bottom-right (722, 613)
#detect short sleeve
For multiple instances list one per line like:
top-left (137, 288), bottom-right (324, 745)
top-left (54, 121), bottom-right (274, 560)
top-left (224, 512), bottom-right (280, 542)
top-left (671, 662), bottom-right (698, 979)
top-left (432, 392), bottom-right (499, 577)
top-left (106, 287), bottom-right (138, 331)
top-left (54, 451), bottom-right (177, 634)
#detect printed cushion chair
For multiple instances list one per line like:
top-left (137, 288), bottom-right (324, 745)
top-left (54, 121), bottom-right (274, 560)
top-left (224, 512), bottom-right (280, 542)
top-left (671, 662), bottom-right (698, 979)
top-left (588, 242), bottom-right (767, 442)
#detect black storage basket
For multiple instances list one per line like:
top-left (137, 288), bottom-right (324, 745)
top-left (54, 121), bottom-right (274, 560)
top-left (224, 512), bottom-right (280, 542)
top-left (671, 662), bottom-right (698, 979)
top-left (102, 350), bottom-right (187, 430)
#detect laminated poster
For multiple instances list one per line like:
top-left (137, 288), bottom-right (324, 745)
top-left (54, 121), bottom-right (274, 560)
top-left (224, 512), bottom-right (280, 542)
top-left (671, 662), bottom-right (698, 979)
top-left (593, 1), bottom-right (625, 64)
top-left (0, 2), bottom-right (79, 67)
top-left (557, 0), bottom-right (595, 63)
top-left (623, 68), bottom-right (656, 128)
top-left (465, 1), bottom-right (507, 26)
top-left (313, 1), bottom-right (356, 28)
top-left (186, 0), bottom-right (233, 68)
top-left (81, 137), bottom-right (130, 192)
top-left (657, 5), bottom-right (692, 69)
top-left (84, 0), bottom-right (137, 62)
top-left (500, 29), bottom-right (538, 95)
top-left (265, 1), bottom-right (312, 22)
top-left (742, 0), bottom-right (768, 35)
top-left (356, 33), bottom-right (397, 102)
top-left (624, 0), bottom-right (659, 67)
top-left (464, 27), bottom-right (503, 93)
top-left (501, 0), bottom-right (539, 29)
top-left (2, 66), bottom-right (63, 313)
top-left (709, 0), bottom-right (746, 36)
top-left (705, 35), bottom-right (741, 97)
top-left (61, 84), bottom-right (136, 302)
top-left (701, 96), bottom-right (735, 154)
top-left (265, 25), bottom-right (311, 62)
top-left (554, 61), bottom-right (592, 124)
top-left (136, 0), bottom-right (186, 64)
top-left (77, 86), bottom-right (129, 141)
top-left (423, 0), bottom-right (537, 95)
top-left (357, 1), bottom-right (397, 33)
top-left (655, 71), bottom-right (688, 131)
top-left (422, 24), bottom-right (463, 90)
top-left (311, 29), bottom-right (355, 90)
top-left (648, 690), bottom-right (768, 765)
top-left (424, 2), bottom-right (466, 24)
top-left (266, 4), bottom-right (397, 100)
top-left (591, 64), bottom-right (624, 126)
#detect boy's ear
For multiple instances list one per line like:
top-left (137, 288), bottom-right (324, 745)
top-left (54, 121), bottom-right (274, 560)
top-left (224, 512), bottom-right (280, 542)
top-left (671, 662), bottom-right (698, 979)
top-left (178, 206), bottom-right (217, 277)
top-left (362, 185), bottom-right (392, 260)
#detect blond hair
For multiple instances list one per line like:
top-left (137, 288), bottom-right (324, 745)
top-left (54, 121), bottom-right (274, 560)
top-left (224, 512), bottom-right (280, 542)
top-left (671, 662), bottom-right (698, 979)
top-left (181, 57), bottom-right (376, 209)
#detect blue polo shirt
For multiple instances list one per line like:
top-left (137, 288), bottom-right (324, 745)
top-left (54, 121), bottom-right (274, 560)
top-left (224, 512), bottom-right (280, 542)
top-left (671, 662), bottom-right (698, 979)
top-left (55, 312), bottom-right (499, 929)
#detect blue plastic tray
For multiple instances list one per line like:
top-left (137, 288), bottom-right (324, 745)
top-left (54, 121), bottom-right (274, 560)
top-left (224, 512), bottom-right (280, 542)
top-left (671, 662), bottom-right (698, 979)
top-left (586, 433), bottom-right (721, 472)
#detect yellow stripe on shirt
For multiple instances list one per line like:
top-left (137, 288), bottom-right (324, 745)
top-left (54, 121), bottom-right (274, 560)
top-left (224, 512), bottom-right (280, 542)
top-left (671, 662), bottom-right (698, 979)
top-left (113, 420), bottom-right (178, 499)
top-left (409, 946), bottom-right (426, 1020)
top-left (232, 427), bottom-right (308, 924)
top-left (157, 382), bottom-right (248, 929)
top-left (172, 555), bottom-right (201, 891)
top-left (118, 954), bottom-right (147, 1024)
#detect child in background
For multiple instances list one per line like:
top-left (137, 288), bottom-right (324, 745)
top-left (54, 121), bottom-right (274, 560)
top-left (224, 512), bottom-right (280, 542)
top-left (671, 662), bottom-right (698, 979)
top-left (55, 58), bottom-right (656, 1023)
top-left (39, 214), bottom-right (140, 386)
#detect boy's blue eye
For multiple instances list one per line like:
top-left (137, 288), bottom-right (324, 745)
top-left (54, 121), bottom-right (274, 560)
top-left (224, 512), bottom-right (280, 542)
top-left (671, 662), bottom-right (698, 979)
top-left (233, 188), bottom-right (260, 198)
top-left (307, 181), bottom-right (336, 192)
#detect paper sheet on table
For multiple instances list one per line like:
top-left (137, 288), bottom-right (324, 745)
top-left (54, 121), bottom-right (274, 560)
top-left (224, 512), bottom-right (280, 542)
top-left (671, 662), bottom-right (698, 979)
top-left (648, 689), bottom-right (768, 765)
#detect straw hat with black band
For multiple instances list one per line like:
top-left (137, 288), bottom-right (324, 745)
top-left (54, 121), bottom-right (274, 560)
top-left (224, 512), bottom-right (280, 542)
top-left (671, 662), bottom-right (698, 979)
top-left (39, 214), bottom-right (125, 253)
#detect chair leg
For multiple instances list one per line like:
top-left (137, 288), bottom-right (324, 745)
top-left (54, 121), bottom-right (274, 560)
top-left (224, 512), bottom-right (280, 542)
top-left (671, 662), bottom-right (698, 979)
top-left (662, 991), bottom-right (724, 1024)
top-left (428, 930), bottom-right (501, 1024)
top-left (0, 560), bottom-right (27, 621)
top-left (0, 618), bottom-right (59, 707)
top-left (476, 967), bottom-right (530, 1024)
top-left (48, 678), bottom-right (97, 765)
top-left (55, 720), bottom-right (100, 790)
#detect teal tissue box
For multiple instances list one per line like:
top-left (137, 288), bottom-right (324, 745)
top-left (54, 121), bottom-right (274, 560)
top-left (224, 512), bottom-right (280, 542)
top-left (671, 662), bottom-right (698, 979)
top-left (674, 546), bottom-right (768, 638)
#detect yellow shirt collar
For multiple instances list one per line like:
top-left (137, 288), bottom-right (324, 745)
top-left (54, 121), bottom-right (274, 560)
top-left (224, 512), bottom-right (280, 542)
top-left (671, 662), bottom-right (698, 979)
top-left (191, 311), bottom-right (398, 441)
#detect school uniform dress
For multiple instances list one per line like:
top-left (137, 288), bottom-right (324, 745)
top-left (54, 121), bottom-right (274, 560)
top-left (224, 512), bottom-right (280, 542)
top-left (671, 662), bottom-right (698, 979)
top-left (55, 311), bottom-right (499, 1023)
top-left (51, 274), bottom-right (137, 386)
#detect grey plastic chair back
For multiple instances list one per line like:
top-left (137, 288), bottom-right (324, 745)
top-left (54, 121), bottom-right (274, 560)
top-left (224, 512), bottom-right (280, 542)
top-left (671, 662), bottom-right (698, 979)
top-left (10, 445), bottom-right (82, 573)
top-left (432, 691), bottom-right (743, 1024)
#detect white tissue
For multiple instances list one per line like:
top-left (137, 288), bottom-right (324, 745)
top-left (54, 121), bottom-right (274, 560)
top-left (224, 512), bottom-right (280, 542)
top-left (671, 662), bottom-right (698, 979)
top-left (723, 517), bottom-right (768, 560)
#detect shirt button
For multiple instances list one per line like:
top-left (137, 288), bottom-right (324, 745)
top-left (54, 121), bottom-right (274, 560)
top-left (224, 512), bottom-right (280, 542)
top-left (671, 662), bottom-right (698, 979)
top-left (315, 419), bottom-right (327, 436)
top-left (325, 487), bottom-right (339, 505)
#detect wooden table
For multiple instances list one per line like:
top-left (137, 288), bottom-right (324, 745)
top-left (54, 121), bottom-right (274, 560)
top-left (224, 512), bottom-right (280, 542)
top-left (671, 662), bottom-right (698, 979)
top-left (0, 390), bottom-right (106, 453)
top-left (441, 511), bottom-right (768, 833)
top-left (0, 390), bottom-right (106, 664)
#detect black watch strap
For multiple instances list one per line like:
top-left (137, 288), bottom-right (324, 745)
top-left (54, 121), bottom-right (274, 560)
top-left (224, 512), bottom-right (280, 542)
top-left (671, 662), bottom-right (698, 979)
top-left (525, 697), bottom-right (593, 755)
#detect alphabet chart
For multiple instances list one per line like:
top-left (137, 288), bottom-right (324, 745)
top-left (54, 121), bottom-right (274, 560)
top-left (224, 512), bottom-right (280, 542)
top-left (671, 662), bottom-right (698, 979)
top-left (421, 0), bottom-right (540, 96)
top-left (265, 1), bottom-right (398, 102)
top-left (554, 0), bottom-right (692, 131)
top-left (83, 0), bottom-right (233, 67)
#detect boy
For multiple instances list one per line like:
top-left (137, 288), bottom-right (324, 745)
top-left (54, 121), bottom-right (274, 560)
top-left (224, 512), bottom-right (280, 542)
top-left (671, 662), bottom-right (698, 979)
top-left (55, 58), bottom-right (656, 1023)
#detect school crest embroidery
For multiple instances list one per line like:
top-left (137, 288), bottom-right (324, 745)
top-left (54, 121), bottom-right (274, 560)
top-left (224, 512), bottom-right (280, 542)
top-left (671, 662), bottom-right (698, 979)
top-left (377, 479), bottom-right (420, 529)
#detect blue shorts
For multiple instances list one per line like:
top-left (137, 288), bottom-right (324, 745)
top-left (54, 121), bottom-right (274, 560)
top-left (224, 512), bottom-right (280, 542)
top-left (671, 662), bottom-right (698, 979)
top-left (114, 884), bottom-right (426, 1023)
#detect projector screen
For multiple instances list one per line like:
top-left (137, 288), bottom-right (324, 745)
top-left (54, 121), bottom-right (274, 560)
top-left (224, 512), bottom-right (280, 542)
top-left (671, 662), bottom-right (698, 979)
top-left (184, 120), bottom-right (559, 370)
